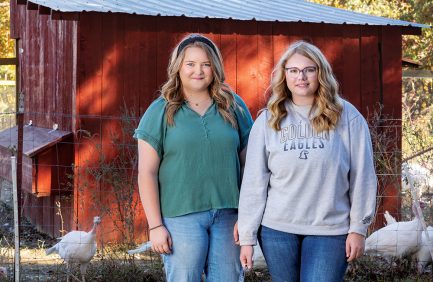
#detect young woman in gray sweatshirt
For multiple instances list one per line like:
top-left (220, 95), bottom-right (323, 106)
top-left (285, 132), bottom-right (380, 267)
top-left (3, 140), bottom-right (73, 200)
top-left (238, 41), bottom-right (377, 282)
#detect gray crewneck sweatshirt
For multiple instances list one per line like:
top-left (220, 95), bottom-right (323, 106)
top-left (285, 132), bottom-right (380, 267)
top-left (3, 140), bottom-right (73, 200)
top-left (238, 99), bottom-right (377, 245)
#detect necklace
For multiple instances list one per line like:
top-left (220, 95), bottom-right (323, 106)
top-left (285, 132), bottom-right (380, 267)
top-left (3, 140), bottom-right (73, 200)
top-left (185, 96), bottom-right (211, 107)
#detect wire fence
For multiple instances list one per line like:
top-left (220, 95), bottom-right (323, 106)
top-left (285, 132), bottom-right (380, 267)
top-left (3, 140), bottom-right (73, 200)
top-left (0, 111), bottom-right (166, 282)
top-left (0, 106), bottom-right (432, 281)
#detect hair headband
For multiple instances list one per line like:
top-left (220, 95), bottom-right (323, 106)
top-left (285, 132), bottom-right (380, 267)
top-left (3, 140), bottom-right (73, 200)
top-left (177, 34), bottom-right (218, 57)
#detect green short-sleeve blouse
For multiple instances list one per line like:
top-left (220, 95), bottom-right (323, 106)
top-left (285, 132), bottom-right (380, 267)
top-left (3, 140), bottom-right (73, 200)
top-left (134, 94), bottom-right (253, 217)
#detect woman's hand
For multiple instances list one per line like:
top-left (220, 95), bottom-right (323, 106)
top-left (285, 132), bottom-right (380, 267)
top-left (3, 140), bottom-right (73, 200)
top-left (240, 245), bottom-right (254, 270)
top-left (233, 221), bottom-right (239, 245)
top-left (346, 232), bottom-right (365, 262)
top-left (150, 225), bottom-right (172, 254)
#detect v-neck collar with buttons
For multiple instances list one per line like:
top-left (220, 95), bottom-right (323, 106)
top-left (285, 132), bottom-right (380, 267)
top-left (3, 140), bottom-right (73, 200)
top-left (183, 100), bottom-right (215, 117)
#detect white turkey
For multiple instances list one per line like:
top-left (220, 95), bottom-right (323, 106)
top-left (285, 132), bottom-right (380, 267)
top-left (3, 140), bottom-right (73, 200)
top-left (402, 163), bottom-right (433, 202)
top-left (365, 207), bottom-right (423, 258)
top-left (127, 240), bottom-right (268, 270)
top-left (0, 267), bottom-right (7, 279)
top-left (413, 226), bottom-right (433, 273)
top-left (46, 216), bottom-right (101, 282)
top-left (384, 211), bottom-right (397, 226)
top-left (252, 244), bottom-right (267, 270)
top-left (127, 241), bottom-right (151, 255)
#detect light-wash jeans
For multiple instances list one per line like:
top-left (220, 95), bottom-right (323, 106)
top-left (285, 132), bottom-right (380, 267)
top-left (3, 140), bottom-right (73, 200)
top-left (162, 209), bottom-right (241, 282)
top-left (259, 225), bottom-right (348, 282)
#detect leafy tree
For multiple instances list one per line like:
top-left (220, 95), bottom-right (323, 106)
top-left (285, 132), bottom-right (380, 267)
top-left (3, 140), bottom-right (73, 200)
top-left (0, 0), bottom-right (15, 127)
top-left (402, 78), bottom-right (433, 166)
top-left (312, 1), bottom-right (433, 208)
top-left (0, 0), bottom-right (15, 58)
top-left (0, 0), bottom-right (15, 79)
top-left (311, 0), bottom-right (433, 69)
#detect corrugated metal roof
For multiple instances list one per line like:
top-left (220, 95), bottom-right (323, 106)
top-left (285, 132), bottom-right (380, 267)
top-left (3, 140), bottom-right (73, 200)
top-left (29, 0), bottom-right (430, 28)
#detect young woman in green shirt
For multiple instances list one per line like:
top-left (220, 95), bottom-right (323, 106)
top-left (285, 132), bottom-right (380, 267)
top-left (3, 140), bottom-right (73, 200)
top-left (134, 34), bottom-right (253, 281)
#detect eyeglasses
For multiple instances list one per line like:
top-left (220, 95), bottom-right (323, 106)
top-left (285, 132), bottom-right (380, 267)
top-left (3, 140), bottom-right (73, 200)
top-left (284, 66), bottom-right (317, 78)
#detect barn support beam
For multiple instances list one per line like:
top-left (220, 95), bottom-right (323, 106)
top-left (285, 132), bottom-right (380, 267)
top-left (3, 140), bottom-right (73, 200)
top-left (39, 5), bottom-right (51, 15)
top-left (26, 1), bottom-right (37, 10)
top-left (0, 58), bottom-right (18, 65)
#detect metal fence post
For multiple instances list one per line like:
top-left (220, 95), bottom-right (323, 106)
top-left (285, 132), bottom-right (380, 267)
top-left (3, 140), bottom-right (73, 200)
top-left (11, 156), bottom-right (19, 282)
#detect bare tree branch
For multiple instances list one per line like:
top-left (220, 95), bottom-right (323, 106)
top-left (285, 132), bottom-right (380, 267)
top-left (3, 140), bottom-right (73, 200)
top-left (402, 146), bottom-right (433, 163)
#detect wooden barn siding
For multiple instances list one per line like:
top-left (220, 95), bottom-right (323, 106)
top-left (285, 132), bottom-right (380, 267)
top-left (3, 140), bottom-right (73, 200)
top-left (9, 2), bottom-right (76, 237)
top-left (12, 2), bottom-right (75, 130)
top-left (74, 13), bottom-right (402, 241)
top-left (75, 13), bottom-right (142, 242)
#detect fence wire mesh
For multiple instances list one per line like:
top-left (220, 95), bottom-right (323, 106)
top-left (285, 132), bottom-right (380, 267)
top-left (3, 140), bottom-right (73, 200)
top-left (0, 77), bottom-right (432, 282)
top-left (0, 111), bottom-right (166, 282)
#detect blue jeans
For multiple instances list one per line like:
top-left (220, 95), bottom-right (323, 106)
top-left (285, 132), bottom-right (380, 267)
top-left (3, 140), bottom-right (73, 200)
top-left (162, 209), bottom-right (241, 282)
top-left (259, 226), bottom-right (348, 282)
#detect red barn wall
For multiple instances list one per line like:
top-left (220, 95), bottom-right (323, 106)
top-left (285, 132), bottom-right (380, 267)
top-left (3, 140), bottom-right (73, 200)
top-left (10, 1), bottom-right (76, 130)
top-left (9, 1), bottom-right (75, 237)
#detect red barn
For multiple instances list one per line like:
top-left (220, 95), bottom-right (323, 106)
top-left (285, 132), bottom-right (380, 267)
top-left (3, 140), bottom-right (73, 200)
top-left (3, 0), bottom-right (427, 242)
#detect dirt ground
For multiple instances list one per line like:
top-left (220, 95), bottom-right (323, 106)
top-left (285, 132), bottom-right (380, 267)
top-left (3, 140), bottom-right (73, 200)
top-left (0, 202), bottom-right (165, 281)
top-left (0, 202), bottom-right (58, 248)
top-left (0, 202), bottom-right (60, 281)
top-left (1, 202), bottom-right (433, 281)
top-left (0, 201), bottom-right (266, 281)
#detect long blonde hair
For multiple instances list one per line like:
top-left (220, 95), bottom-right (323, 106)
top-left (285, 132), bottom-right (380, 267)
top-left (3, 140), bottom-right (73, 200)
top-left (161, 34), bottom-right (237, 128)
top-left (267, 41), bottom-right (343, 132)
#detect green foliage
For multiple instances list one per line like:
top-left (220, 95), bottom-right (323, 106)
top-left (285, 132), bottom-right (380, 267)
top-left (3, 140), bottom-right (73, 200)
top-left (311, 0), bottom-right (433, 69)
top-left (0, 0), bottom-right (15, 58)
top-left (0, 1), bottom-right (16, 118)
top-left (402, 78), bottom-right (433, 166)
top-left (0, 66), bottom-right (15, 127)
top-left (74, 104), bottom-right (141, 245)
top-left (0, 84), bottom-right (15, 110)
top-left (312, 0), bottom-right (410, 19)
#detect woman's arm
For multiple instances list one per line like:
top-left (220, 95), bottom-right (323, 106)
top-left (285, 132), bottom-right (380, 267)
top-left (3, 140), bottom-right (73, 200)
top-left (238, 112), bottom-right (271, 267)
top-left (234, 146), bottom-right (248, 244)
top-left (138, 139), bottom-right (172, 254)
top-left (347, 115), bottom-right (377, 235)
top-left (346, 113), bottom-right (377, 260)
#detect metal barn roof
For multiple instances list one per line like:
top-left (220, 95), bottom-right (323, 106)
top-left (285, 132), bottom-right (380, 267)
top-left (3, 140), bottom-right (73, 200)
top-left (29, 0), bottom-right (429, 28)
top-left (0, 126), bottom-right (72, 157)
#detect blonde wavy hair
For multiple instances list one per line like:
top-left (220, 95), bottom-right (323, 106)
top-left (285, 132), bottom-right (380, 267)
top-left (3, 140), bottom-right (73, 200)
top-left (267, 41), bottom-right (343, 132)
top-left (160, 34), bottom-right (238, 128)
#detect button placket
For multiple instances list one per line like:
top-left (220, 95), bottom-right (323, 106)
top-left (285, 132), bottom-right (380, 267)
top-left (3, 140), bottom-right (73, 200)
top-left (201, 116), bottom-right (210, 140)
